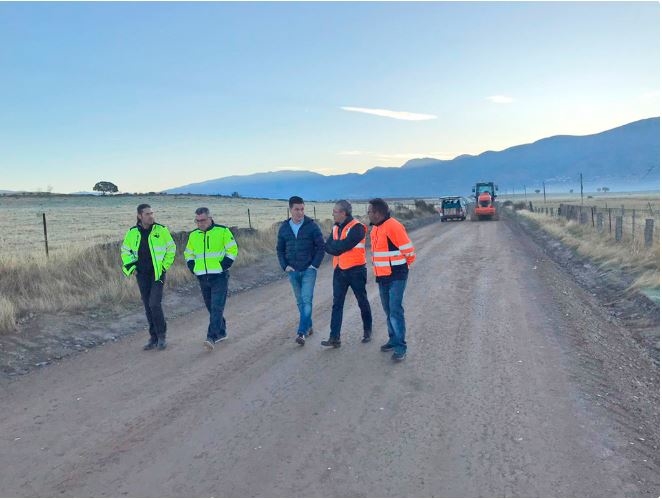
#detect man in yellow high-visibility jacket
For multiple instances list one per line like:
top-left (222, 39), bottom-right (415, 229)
top-left (121, 203), bottom-right (176, 351)
top-left (185, 207), bottom-right (239, 351)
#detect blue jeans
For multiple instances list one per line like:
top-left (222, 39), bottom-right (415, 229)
top-left (288, 267), bottom-right (317, 335)
top-left (330, 266), bottom-right (372, 340)
top-left (198, 273), bottom-right (229, 341)
top-left (378, 278), bottom-right (408, 355)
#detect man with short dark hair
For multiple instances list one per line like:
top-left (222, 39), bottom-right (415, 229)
top-left (367, 198), bottom-right (416, 361)
top-left (321, 200), bottom-right (372, 348)
top-left (121, 204), bottom-right (176, 350)
top-left (185, 207), bottom-right (238, 351)
top-left (277, 196), bottom-right (325, 346)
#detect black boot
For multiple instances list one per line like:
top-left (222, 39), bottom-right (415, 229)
top-left (361, 330), bottom-right (372, 343)
top-left (143, 337), bottom-right (158, 350)
top-left (156, 335), bottom-right (167, 350)
top-left (321, 337), bottom-right (341, 348)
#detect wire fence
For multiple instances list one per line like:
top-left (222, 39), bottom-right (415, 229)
top-left (528, 202), bottom-right (659, 247)
top-left (0, 195), bottom-right (432, 259)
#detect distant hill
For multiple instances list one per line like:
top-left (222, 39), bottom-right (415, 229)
top-left (166, 117), bottom-right (660, 200)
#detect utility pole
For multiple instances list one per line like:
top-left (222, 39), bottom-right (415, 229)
top-left (524, 185), bottom-right (527, 201)
top-left (580, 173), bottom-right (584, 206)
top-left (542, 181), bottom-right (546, 203)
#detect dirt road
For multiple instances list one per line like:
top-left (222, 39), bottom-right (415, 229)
top-left (0, 218), bottom-right (658, 497)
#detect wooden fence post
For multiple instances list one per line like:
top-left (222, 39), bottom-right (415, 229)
top-left (247, 208), bottom-right (252, 229)
top-left (608, 208), bottom-right (612, 233)
top-left (644, 219), bottom-right (654, 247)
top-left (596, 212), bottom-right (603, 232)
top-left (632, 209), bottom-right (636, 240)
top-left (591, 206), bottom-right (595, 227)
top-left (615, 216), bottom-right (623, 241)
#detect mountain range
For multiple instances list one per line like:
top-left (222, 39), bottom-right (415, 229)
top-left (166, 117), bottom-right (659, 200)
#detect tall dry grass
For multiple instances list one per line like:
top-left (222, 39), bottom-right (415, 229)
top-left (0, 229), bottom-right (265, 334)
top-left (514, 209), bottom-right (659, 294)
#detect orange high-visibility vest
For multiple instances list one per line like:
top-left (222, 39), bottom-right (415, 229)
top-left (332, 218), bottom-right (367, 269)
top-left (370, 217), bottom-right (416, 277)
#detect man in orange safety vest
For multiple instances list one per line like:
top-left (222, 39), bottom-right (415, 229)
top-left (367, 198), bottom-right (416, 362)
top-left (321, 200), bottom-right (373, 348)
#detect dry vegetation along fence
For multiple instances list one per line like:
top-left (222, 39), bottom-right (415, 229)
top-left (0, 197), bottom-right (436, 334)
top-left (530, 202), bottom-right (659, 247)
top-left (509, 200), bottom-right (659, 296)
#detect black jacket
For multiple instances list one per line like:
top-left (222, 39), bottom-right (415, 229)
top-left (276, 216), bottom-right (325, 271)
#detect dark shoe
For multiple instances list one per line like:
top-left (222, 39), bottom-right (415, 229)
top-left (321, 338), bottom-right (341, 348)
top-left (296, 334), bottom-right (305, 346)
top-left (392, 351), bottom-right (406, 362)
top-left (204, 339), bottom-right (214, 351)
top-left (156, 339), bottom-right (167, 350)
top-left (143, 339), bottom-right (158, 351)
top-left (361, 335), bottom-right (372, 343)
top-left (380, 343), bottom-right (394, 352)
top-left (307, 328), bottom-right (314, 337)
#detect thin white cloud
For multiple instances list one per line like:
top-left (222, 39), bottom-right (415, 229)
top-left (486, 95), bottom-right (514, 104)
top-left (642, 90), bottom-right (659, 99)
top-left (341, 106), bottom-right (437, 121)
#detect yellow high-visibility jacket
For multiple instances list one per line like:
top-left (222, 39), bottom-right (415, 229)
top-left (184, 224), bottom-right (238, 276)
top-left (121, 223), bottom-right (176, 281)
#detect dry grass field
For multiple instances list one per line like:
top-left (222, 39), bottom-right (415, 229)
top-left (510, 192), bottom-right (659, 299)
top-left (0, 194), bottom-right (354, 258)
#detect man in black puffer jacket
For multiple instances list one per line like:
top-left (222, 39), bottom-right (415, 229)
top-left (277, 196), bottom-right (325, 346)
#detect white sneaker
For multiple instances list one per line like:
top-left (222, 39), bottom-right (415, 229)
top-left (204, 340), bottom-right (214, 351)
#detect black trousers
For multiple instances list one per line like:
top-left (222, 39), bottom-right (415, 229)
top-left (136, 272), bottom-right (167, 341)
top-left (197, 273), bottom-right (229, 341)
top-left (330, 265), bottom-right (372, 339)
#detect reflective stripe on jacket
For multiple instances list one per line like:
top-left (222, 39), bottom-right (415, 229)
top-left (370, 217), bottom-right (416, 277)
top-left (184, 224), bottom-right (238, 276)
top-left (121, 223), bottom-right (176, 281)
top-left (332, 218), bottom-right (367, 269)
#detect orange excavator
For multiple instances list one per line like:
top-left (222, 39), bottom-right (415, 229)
top-left (471, 182), bottom-right (499, 221)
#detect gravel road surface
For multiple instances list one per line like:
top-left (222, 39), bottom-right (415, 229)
top-left (0, 218), bottom-right (658, 497)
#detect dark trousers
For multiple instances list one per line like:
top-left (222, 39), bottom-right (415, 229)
top-left (330, 265), bottom-right (372, 340)
top-left (136, 272), bottom-right (166, 342)
top-left (198, 273), bottom-right (229, 341)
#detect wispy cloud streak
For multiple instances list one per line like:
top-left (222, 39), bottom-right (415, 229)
top-left (341, 106), bottom-right (437, 121)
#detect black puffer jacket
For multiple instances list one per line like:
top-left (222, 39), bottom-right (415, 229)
top-left (276, 216), bottom-right (325, 271)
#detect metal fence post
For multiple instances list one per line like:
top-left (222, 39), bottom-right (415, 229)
top-left (42, 212), bottom-right (49, 257)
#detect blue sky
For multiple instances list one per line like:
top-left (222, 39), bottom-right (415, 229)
top-left (0, 1), bottom-right (659, 193)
